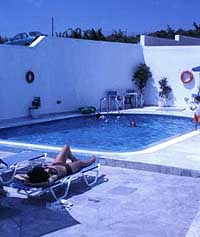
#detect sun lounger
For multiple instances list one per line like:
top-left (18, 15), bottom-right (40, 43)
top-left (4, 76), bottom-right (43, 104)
top-left (0, 151), bottom-right (46, 185)
top-left (14, 162), bottom-right (100, 202)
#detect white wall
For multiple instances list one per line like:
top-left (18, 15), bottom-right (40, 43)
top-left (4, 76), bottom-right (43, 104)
top-left (0, 38), bottom-right (144, 120)
top-left (140, 35), bottom-right (183, 46)
top-left (175, 35), bottom-right (200, 45)
top-left (143, 46), bottom-right (200, 106)
top-left (1, 36), bottom-right (200, 120)
top-left (141, 35), bottom-right (200, 46)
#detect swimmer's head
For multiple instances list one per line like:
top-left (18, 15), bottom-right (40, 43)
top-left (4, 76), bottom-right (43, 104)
top-left (130, 121), bottom-right (136, 127)
top-left (96, 113), bottom-right (101, 119)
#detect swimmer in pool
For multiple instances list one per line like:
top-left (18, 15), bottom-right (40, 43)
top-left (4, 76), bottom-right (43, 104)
top-left (96, 113), bottom-right (106, 120)
top-left (130, 121), bottom-right (137, 127)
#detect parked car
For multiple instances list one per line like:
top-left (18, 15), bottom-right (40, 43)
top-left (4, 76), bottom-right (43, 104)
top-left (5, 31), bottom-right (47, 46)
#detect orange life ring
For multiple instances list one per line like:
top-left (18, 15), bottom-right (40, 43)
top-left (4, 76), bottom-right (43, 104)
top-left (180, 71), bottom-right (193, 84)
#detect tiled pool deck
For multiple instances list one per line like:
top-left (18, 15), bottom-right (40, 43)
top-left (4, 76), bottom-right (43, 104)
top-left (1, 107), bottom-right (200, 236)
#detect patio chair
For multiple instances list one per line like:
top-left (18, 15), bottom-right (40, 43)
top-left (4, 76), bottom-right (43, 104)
top-left (0, 151), bottom-right (46, 185)
top-left (124, 89), bottom-right (138, 108)
top-left (14, 161), bottom-right (100, 203)
top-left (107, 90), bottom-right (118, 111)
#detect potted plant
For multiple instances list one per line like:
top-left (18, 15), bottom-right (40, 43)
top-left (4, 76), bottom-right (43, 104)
top-left (29, 97), bottom-right (41, 118)
top-left (132, 63), bottom-right (152, 107)
top-left (158, 77), bottom-right (172, 107)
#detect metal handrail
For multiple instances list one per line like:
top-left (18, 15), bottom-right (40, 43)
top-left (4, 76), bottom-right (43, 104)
top-left (100, 97), bottom-right (107, 112)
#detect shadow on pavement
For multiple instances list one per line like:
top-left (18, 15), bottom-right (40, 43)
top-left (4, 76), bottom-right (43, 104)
top-left (38, 174), bottom-right (108, 202)
top-left (67, 174), bottom-right (108, 198)
top-left (0, 196), bottom-right (79, 237)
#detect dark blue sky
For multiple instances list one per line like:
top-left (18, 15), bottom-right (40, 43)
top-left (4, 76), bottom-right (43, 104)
top-left (1, 0), bottom-right (200, 37)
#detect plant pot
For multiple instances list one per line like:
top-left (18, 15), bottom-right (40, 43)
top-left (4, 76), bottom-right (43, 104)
top-left (29, 108), bottom-right (40, 119)
top-left (158, 97), bottom-right (171, 107)
top-left (138, 94), bottom-right (144, 108)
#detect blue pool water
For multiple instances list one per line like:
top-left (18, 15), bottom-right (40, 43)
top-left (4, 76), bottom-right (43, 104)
top-left (0, 114), bottom-right (194, 152)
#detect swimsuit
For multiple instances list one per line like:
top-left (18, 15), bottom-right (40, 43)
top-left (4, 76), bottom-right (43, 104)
top-left (52, 162), bottom-right (73, 175)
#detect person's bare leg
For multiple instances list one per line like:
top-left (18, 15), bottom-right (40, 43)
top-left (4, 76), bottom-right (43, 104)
top-left (65, 146), bottom-right (78, 162)
top-left (52, 145), bottom-right (69, 164)
top-left (68, 156), bottom-right (96, 174)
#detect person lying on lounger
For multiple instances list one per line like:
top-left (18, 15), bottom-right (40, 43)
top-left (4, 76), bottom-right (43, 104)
top-left (15, 145), bottom-right (96, 186)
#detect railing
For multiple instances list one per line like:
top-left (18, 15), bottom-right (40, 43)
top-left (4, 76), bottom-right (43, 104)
top-left (100, 91), bottom-right (141, 113)
top-left (100, 97), bottom-right (107, 113)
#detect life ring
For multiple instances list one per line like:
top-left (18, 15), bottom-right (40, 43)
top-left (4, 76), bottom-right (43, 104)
top-left (26, 70), bottom-right (35, 83)
top-left (79, 106), bottom-right (96, 114)
top-left (180, 71), bottom-right (193, 84)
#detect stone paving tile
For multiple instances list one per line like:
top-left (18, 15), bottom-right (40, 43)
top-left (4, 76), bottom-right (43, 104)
top-left (38, 166), bottom-right (200, 237)
top-left (1, 159), bottom-right (200, 237)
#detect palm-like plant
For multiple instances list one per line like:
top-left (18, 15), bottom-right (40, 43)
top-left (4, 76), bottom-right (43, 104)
top-left (158, 77), bottom-right (172, 99)
top-left (55, 27), bottom-right (140, 43)
top-left (132, 63), bottom-right (152, 94)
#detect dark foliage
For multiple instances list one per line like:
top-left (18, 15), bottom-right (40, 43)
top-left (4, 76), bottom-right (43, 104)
top-left (148, 22), bottom-right (200, 39)
top-left (3, 21), bottom-right (200, 45)
top-left (132, 64), bottom-right (152, 93)
top-left (158, 77), bottom-right (172, 98)
top-left (56, 28), bottom-right (140, 44)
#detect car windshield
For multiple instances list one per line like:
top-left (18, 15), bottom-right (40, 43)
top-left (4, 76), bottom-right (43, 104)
top-left (29, 32), bottom-right (41, 37)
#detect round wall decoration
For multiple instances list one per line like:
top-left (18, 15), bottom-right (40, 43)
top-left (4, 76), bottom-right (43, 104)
top-left (180, 71), bottom-right (193, 84)
top-left (26, 70), bottom-right (35, 83)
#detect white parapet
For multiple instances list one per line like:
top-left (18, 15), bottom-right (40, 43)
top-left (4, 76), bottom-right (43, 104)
top-left (141, 34), bottom-right (200, 46)
top-left (140, 35), bottom-right (181, 46)
top-left (175, 35), bottom-right (200, 45)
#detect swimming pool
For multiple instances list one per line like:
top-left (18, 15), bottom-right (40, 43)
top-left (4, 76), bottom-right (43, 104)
top-left (0, 114), bottom-right (194, 152)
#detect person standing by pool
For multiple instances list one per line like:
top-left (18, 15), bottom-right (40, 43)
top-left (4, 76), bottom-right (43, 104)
top-left (193, 96), bottom-right (200, 130)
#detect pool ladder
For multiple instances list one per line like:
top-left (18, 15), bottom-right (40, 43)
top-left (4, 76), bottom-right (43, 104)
top-left (100, 97), bottom-right (108, 113)
top-left (99, 97), bottom-right (121, 115)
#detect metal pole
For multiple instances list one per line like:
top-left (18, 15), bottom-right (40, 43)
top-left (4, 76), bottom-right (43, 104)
top-left (51, 16), bottom-right (54, 37)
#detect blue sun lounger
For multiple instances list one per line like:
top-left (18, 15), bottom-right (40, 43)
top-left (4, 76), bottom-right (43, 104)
top-left (0, 151), bottom-right (46, 185)
top-left (15, 162), bottom-right (100, 202)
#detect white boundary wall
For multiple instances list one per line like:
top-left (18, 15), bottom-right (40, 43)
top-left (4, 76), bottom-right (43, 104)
top-left (0, 38), bottom-right (143, 120)
top-left (141, 35), bottom-right (200, 46)
top-left (143, 46), bottom-right (200, 106)
top-left (0, 36), bottom-right (200, 120)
